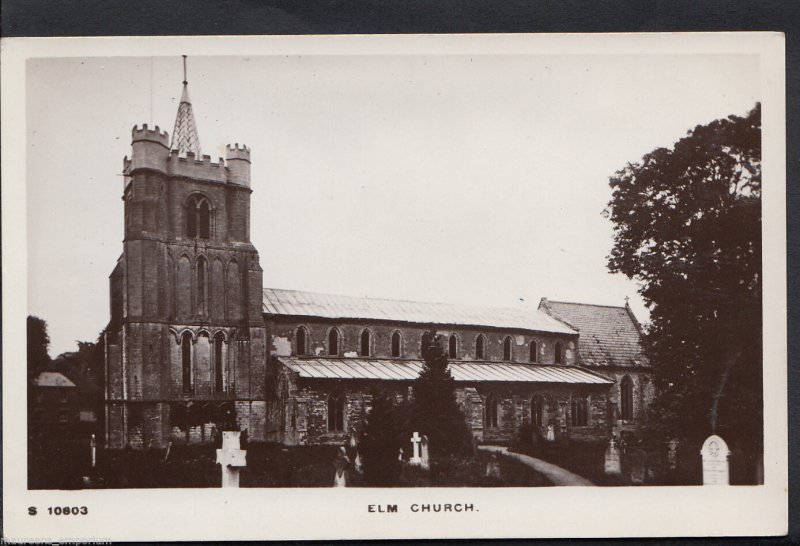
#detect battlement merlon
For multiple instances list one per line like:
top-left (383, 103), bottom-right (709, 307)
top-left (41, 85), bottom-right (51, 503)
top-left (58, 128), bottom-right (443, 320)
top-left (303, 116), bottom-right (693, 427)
top-left (131, 124), bottom-right (170, 147)
top-left (226, 143), bottom-right (251, 187)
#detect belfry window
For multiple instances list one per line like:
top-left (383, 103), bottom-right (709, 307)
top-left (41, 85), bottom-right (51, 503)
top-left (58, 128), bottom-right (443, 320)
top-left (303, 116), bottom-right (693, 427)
top-left (328, 328), bottom-right (340, 356)
top-left (360, 330), bottom-right (371, 357)
top-left (213, 332), bottom-right (225, 392)
top-left (448, 335), bottom-right (458, 359)
top-left (475, 334), bottom-right (486, 360)
top-left (530, 340), bottom-right (538, 363)
top-left (503, 336), bottom-right (513, 361)
top-left (620, 375), bottom-right (634, 421)
top-left (554, 341), bottom-right (564, 364)
top-left (327, 392), bottom-right (345, 432)
top-left (391, 331), bottom-right (402, 357)
top-left (181, 332), bottom-right (193, 393)
top-left (187, 195), bottom-right (211, 239)
top-left (296, 326), bottom-right (308, 356)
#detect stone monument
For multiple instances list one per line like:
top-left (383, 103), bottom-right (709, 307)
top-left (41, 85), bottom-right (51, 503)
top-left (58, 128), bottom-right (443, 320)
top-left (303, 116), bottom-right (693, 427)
top-left (604, 436), bottom-right (622, 475)
top-left (700, 434), bottom-right (730, 485)
top-left (409, 432), bottom-right (423, 466)
top-left (215, 430), bottom-right (247, 488)
top-left (546, 424), bottom-right (555, 442)
top-left (420, 434), bottom-right (430, 471)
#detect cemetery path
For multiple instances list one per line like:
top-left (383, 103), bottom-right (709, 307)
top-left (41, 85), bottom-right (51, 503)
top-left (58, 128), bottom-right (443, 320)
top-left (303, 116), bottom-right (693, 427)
top-left (478, 445), bottom-right (594, 486)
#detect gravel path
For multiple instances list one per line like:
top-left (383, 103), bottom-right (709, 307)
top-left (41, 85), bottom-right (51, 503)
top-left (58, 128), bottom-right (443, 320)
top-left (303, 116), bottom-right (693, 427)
top-left (478, 445), bottom-right (594, 486)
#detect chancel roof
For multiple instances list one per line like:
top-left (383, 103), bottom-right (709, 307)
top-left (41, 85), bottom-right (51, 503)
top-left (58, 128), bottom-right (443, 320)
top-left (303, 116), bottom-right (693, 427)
top-left (263, 288), bottom-right (577, 335)
top-left (539, 300), bottom-right (649, 368)
top-left (277, 357), bottom-right (613, 385)
top-left (32, 371), bottom-right (77, 388)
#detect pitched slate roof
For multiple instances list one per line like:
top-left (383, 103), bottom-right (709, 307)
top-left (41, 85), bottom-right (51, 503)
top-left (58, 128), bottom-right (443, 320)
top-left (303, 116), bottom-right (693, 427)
top-left (32, 371), bottom-right (77, 388)
top-left (263, 288), bottom-right (576, 335)
top-left (277, 357), bottom-right (613, 385)
top-left (539, 300), bottom-right (649, 369)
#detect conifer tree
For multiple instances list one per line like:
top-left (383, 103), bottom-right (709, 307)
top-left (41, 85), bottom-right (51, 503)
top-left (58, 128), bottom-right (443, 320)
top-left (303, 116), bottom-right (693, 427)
top-left (359, 388), bottom-right (403, 486)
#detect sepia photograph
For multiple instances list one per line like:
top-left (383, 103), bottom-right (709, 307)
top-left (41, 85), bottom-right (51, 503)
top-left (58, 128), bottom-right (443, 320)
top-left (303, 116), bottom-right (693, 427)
top-left (2, 33), bottom-right (787, 541)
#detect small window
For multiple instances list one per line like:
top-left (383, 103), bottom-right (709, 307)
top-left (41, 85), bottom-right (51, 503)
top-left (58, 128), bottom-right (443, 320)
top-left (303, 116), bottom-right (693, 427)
top-left (554, 341), bottom-right (564, 364)
top-left (530, 340), bottom-right (538, 363)
top-left (570, 395), bottom-right (589, 426)
top-left (475, 334), bottom-right (486, 360)
top-left (448, 334), bottom-right (458, 359)
top-left (531, 395), bottom-right (545, 427)
top-left (328, 328), bottom-right (340, 356)
top-left (327, 393), bottom-right (345, 432)
top-left (485, 395), bottom-right (500, 428)
top-left (214, 332), bottom-right (225, 393)
top-left (503, 336), bottom-right (513, 361)
top-left (196, 256), bottom-right (208, 316)
top-left (620, 375), bottom-right (634, 421)
top-left (391, 331), bottom-right (402, 357)
top-left (186, 195), bottom-right (211, 239)
top-left (360, 329), bottom-right (371, 357)
top-left (59, 392), bottom-right (68, 404)
top-left (181, 331), bottom-right (193, 393)
top-left (296, 326), bottom-right (308, 356)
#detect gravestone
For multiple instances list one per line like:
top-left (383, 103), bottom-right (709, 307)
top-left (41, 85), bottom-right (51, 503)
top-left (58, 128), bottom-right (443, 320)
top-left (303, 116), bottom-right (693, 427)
top-left (420, 435), bottom-right (430, 471)
top-left (546, 424), bottom-right (555, 442)
top-left (700, 434), bottom-right (730, 486)
top-left (398, 447), bottom-right (404, 462)
top-left (215, 430), bottom-right (247, 488)
top-left (485, 454), bottom-right (501, 479)
top-left (667, 439), bottom-right (679, 470)
top-left (90, 434), bottom-right (96, 468)
top-left (409, 432), bottom-right (422, 466)
top-left (604, 436), bottom-right (622, 475)
top-left (627, 448), bottom-right (646, 485)
top-left (333, 446), bottom-right (350, 487)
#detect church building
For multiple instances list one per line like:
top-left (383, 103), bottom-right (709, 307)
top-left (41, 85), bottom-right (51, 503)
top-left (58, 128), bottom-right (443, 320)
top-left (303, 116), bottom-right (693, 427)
top-left (103, 74), bottom-right (654, 450)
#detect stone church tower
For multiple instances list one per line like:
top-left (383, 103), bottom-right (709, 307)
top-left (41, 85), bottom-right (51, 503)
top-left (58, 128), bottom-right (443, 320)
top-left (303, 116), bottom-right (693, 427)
top-left (104, 70), bottom-right (267, 449)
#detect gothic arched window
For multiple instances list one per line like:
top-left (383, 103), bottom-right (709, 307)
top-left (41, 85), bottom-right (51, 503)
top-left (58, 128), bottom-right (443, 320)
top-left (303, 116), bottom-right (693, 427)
top-left (360, 329), bottom-right (371, 357)
top-left (328, 328), bottom-right (340, 356)
top-left (327, 392), bottom-right (345, 432)
top-left (391, 331), bottom-right (402, 358)
top-left (448, 334), bottom-right (458, 359)
top-left (213, 332), bottom-right (225, 393)
top-left (181, 331), bottom-right (193, 393)
top-left (296, 326), bottom-right (308, 356)
top-left (475, 334), bottom-right (486, 360)
top-left (530, 340), bottom-right (538, 363)
top-left (531, 395), bottom-right (545, 427)
top-left (485, 395), bottom-right (500, 428)
top-left (570, 395), bottom-right (589, 427)
top-left (186, 195), bottom-right (211, 239)
top-left (620, 375), bottom-right (634, 421)
top-left (196, 256), bottom-right (208, 316)
top-left (503, 336), bottom-right (513, 361)
top-left (554, 341), bottom-right (564, 364)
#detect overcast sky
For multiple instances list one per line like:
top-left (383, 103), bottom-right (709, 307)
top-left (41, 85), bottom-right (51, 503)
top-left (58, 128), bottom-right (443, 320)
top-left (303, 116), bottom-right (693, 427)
top-left (26, 53), bottom-right (759, 356)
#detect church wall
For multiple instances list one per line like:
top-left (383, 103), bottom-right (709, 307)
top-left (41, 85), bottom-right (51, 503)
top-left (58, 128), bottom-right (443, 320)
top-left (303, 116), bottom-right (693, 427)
top-left (597, 368), bottom-right (656, 432)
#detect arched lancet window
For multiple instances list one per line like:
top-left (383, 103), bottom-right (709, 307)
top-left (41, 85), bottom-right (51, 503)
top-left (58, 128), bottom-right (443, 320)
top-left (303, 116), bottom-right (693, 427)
top-left (531, 395), bottom-right (545, 427)
top-left (503, 336), bottom-right (513, 361)
top-left (448, 334), bottom-right (458, 359)
top-left (391, 331), bottom-right (402, 358)
top-left (327, 392), bottom-right (345, 432)
top-left (328, 328), bottom-right (340, 356)
top-left (181, 331), bottom-right (193, 393)
top-left (530, 340), bottom-right (538, 363)
top-left (213, 332), bottom-right (225, 392)
top-left (196, 256), bottom-right (208, 316)
top-left (360, 329), bottom-right (371, 357)
top-left (620, 375), bottom-right (634, 421)
top-left (296, 326), bottom-right (308, 356)
top-left (570, 395), bottom-right (589, 426)
top-left (485, 395), bottom-right (500, 428)
top-left (186, 195), bottom-right (211, 239)
top-left (554, 341), bottom-right (564, 364)
top-left (475, 334), bottom-right (486, 360)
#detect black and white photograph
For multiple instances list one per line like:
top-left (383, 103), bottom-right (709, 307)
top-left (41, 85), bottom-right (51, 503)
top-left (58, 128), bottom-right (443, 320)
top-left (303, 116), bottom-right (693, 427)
top-left (2, 33), bottom-right (787, 541)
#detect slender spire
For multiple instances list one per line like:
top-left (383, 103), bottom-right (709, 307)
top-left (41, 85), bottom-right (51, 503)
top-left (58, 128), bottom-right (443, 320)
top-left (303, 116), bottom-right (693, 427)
top-left (170, 55), bottom-right (202, 156)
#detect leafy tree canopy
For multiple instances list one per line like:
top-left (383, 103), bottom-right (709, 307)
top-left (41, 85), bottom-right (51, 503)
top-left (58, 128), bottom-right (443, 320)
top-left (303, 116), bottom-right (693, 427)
top-left (605, 104), bottom-right (762, 451)
top-left (27, 315), bottom-right (51, 376)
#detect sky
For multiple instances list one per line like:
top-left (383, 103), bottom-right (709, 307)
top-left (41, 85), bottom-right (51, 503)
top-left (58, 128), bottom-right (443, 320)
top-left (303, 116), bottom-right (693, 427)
top-left (26, 53), bottom-right (760, 356)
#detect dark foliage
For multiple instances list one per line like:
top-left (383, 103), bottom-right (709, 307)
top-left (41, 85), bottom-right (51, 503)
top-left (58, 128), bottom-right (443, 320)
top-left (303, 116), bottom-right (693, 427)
top-left (359, 388), bottom-right (404, 486)
top-left (27, 315), bottom-right (51, 377)
top-left (409, 330), bottom-right (474, 458)
top-left (605, 104), bottom-right (762, 463)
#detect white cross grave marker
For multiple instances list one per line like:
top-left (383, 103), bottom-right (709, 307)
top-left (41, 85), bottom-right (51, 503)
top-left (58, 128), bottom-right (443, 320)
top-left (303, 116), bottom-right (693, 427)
top-left (409, 432), bottom-right (422, 465)
top-left (216, 430), bottom-right (247, 488)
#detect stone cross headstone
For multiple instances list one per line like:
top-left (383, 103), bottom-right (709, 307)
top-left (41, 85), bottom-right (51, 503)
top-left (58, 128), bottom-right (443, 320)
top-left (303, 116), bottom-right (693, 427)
top-left (215, 430), bottom-right (247, 488)
top-left (700, 434), bottom-right (730, 486)
top-left (546, 424), bottom-right (555, 442)
top-left (485, 454), bottom-right (501, 479)
top-left (409, 432), bottom-right (422, 465)
top-left (420, 434), bottom-right (430, 470)
top-left (604, 436), bottom-right (622, 475)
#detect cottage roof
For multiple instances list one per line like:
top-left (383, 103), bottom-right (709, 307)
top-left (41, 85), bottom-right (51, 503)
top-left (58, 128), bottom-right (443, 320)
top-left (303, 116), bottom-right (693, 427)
top-left (539, 300), bottom-right (649, 368)
top-left (263, 288), bottom-right (577, 335)
top-left (277, 357), bottom-right (613, 385)
top-left (32, 371), bottom-right (77, 388)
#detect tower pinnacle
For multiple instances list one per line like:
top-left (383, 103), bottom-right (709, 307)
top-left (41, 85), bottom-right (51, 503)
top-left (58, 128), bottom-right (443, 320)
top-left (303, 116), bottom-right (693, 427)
top-left (170, 55), bottom-right (202, 156)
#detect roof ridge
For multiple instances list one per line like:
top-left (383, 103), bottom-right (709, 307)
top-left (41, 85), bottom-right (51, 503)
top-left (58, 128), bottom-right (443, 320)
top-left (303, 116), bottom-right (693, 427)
top-left (546, 299), bottom-right (628, 310)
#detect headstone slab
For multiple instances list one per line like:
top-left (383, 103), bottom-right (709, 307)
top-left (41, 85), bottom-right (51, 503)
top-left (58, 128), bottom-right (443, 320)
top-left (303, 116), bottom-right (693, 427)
top-left (700, 434), bottom-right (730, 486)
top-left (604, 438), bottom-right (622, 475)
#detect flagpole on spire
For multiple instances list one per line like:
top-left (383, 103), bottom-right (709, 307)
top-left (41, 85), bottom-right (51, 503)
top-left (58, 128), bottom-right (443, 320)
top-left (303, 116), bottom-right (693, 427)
top-left (182, 55), bottom-right (188, 85)
top-left (171, 54), bottom-right (201, 156)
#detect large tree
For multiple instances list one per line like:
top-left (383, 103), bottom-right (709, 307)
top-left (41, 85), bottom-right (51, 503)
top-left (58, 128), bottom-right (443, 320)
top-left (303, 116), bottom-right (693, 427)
top-left (27, 315), bottom-right (51, 377)
top-left (605, 104), bottom-right (762, 456)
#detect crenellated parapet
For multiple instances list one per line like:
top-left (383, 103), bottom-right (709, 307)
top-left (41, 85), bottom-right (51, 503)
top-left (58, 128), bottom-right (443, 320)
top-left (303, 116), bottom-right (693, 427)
top-left (226, 143), bottom-right (251, 187)
top-left (131, 123), bottom-right (170, 147)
